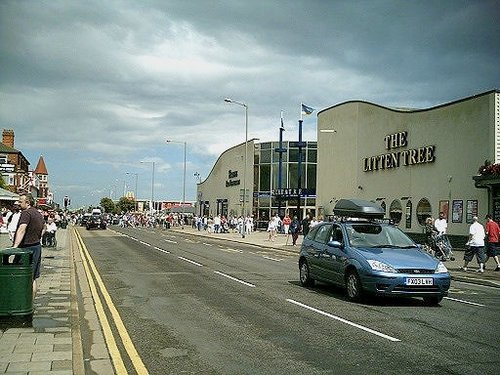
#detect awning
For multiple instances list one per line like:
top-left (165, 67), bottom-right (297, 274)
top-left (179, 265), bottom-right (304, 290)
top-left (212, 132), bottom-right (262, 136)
top-left (0, 187), bottom-right (19, 201)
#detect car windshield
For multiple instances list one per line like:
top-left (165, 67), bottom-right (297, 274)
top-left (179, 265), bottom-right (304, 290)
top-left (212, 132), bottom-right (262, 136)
top-left (346, 223), bottom-right (416, 248)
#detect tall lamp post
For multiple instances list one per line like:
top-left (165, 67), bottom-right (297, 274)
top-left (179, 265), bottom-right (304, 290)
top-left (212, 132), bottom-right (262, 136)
top-left (140, 161), bottom-right (155, 215)
top-left (126, 172), bottom-right (139, 211)
top-left (224, 97), bottom-right (248, 238)
top-left (166, 140), bottom-right (187, 207)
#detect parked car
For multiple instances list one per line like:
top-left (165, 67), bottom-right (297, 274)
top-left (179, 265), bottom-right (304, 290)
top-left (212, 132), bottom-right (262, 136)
top-left (298, 199), bottom-right (450, 305)
top-left (86, 215), bottom-right (107, 230)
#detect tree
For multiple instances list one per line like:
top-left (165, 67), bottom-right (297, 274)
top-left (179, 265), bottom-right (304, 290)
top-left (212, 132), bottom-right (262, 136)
top-left (0, 175), bottom-right (8, 190)
top-left (100, 197), bottom-right (115, 213)
top-left (116, 196), bottom-right (135, 213)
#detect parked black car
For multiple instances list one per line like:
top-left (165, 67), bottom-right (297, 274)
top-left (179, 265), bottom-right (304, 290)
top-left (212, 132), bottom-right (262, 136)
top-left (86, 215), bottom-right (107, 230)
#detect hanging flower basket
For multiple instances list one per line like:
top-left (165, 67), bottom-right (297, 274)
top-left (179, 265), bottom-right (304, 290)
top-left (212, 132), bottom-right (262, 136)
top-left (478, 162), bottom-right (500, 176)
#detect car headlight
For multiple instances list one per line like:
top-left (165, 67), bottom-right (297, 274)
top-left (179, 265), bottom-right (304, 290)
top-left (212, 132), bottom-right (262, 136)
top-left (435, 262), bottom-right (448, 274)
top-left (366, 260), bottom-right (397, 273)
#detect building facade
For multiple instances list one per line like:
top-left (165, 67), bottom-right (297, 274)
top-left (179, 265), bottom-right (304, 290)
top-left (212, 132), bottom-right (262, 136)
top-left (0, 129), bottom-right (53, 205)
top-left (0, 129), bottom-right (32, 194)
top-left (316, 90), bottom-right (499, 236)
top-left (196, 139), bottom-right (317, 227)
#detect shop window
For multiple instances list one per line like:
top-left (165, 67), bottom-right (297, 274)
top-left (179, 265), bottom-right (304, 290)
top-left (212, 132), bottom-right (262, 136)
top-left (289, 148), bottom-right (299, 162)
top-left (259, 164), bottom-right (271, 191)
top-left (260, 149), bottom-right (271, 163)
top-left (416, 198), bottom-right (432, 226)
top-left (273, 163), bottom-right (287, 190)
top-left (288, 164), bottom-right (298, 187)
top-left (307, 149), bottom-right (317, 163)
top-left (306, 164), bottom-right (316, 189)
top-left (389, 200), bottom-right (402, 224)
top-left (260, 142), bottom-right (271, 149)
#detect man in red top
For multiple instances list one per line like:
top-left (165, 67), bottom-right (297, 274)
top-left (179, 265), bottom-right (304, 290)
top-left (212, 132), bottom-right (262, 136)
top-left (283, 214), bottom-right (291, 235)
top-left (485, 214), bottom-right (500, 271)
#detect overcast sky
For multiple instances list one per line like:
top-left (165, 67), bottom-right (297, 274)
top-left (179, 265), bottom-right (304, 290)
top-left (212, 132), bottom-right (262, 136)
top-left (0, 0), bottom-right (498, 209)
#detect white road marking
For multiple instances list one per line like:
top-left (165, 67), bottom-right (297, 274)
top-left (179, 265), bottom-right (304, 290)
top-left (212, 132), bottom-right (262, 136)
top-left (262, 256), bottom-right (282, 262)
top-left (178, 256), bottom-right (203, 267)
top-left (139, 241), bottom-right (151, 247)
top-left (154, 246), bottom-right (170, 254)
top-left (214, 271), bottom-right (256, 288)
top-left (222, 248), bottom-right (243, 253)
top-left (286, 299), bottom-right (401, 342)
top-left (443, 297), bottom-right (486, 307)
top-left (164, 239), bottom-right (178, 244)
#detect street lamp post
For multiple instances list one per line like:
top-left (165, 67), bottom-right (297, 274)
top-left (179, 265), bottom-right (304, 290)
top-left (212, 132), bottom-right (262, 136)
top-left (140, 161), bottom-right (155, 215)
top-left (224, 97), bottom-right (248, 238)
top-left (126, 172), bottom-right (139, 211)
top-left (166, 140), bottom-right (187, 207)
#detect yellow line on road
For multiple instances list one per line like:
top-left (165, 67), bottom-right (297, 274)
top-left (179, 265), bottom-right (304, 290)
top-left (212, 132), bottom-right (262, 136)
top-left (74, 229), bottom-right (127, 374)
top-left (75, 229), bottom-right (149, 375)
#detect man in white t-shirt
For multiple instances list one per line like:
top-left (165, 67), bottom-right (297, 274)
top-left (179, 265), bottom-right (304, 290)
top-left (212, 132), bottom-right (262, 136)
top-left (461, 216), bottom-right (486, 272)
top-left (7, 203), bottom-right (21, 242)
top-left (434, 212), bottom-right (447, 234)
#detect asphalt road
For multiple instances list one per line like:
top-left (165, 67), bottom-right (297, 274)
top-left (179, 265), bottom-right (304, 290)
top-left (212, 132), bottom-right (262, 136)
top-left (76, 226), bottom-right (500, 375)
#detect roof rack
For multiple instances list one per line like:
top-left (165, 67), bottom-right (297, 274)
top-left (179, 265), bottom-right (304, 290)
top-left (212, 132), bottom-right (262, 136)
top-left (333, 199), bottom-right (385, 220)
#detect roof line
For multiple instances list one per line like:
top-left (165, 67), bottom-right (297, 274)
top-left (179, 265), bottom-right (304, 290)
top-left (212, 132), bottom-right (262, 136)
top-left (198, 138), bottom-right (259, 186)
top-left (317, 89), bottom-right (499, 116)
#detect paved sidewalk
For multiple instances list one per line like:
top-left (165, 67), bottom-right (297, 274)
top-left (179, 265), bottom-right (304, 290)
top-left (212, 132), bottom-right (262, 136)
top-left (168, 226), bottom-right (500, 288)
top-left (0, 228), bottom-right (84, 375)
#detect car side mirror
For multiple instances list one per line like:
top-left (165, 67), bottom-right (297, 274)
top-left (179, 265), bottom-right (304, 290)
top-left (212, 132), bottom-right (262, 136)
top-left (327, 240), bottom-right (343, 249)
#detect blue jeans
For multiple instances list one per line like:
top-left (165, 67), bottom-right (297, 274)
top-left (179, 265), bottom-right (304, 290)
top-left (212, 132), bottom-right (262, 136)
top-left (22, 244), bottom-right (42, 279)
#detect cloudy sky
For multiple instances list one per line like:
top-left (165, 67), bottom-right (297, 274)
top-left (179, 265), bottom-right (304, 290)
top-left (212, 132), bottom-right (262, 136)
top-left (0, 0), bottom-right (498, 209)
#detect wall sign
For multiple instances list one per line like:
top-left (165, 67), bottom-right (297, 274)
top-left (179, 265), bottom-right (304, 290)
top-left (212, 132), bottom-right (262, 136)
top-left (439, 200), bottom-right (449, 220)
top-left (363, 131), bottom-right (436, 172)
top-left (452, 200), bottom-right (463, 223)
top-left (466, 200), bottom-right (478, 224)
top-left (225, 169), bottom-right (240, 187)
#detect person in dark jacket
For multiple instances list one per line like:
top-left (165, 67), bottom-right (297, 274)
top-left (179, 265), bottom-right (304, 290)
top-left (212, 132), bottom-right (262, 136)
top-left (301, 214), bottom-right (311, 237)
top-left (290, 216), bottom-right (301, 246)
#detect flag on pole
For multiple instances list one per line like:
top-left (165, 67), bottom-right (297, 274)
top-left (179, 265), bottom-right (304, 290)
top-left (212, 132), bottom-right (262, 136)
top-left (301, 103), bottom-right (315, 116)
top-left (280, 110), bottom-right (285, 130)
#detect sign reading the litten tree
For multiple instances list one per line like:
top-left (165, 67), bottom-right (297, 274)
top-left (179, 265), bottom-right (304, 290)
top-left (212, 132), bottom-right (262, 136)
top-left (363, 131), bottom-right (436, 172)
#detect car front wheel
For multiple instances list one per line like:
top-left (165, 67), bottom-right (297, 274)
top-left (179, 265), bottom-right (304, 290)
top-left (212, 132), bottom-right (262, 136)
top-left (299, 260), bottom-right (314, 287)
top-left (346, 270), bottom-right (363, 302)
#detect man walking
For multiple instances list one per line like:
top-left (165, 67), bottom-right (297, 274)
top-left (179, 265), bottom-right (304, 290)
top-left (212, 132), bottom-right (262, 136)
top-left (13, 194), bottom-right (45, 298)
top-left (461, 216), bottom-right (486, 273)
top-left (485, 214), bottom-right (500, 271)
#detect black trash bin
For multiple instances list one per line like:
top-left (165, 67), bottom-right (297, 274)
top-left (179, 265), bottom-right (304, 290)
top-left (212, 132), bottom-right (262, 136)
top-left (0, 248), bottom-right (33, 316)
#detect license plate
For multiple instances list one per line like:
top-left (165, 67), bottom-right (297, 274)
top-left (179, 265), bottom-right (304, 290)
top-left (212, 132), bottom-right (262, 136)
top-left (405, 277), bottom-right (433, 286)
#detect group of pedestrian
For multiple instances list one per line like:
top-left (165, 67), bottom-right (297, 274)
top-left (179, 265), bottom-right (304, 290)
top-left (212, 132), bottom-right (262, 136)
top-left (461, 214), bottom-right (500, 272)
top-left (194, 214), bottom-right (254, 235)
top-left (263, 212), bottom-right (324, 246)
top-left (1, 193), bottom-right (67, 301)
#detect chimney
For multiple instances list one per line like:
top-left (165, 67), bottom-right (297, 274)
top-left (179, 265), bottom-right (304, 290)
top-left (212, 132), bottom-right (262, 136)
top-left (2, 129), bottom-right (14, 148)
